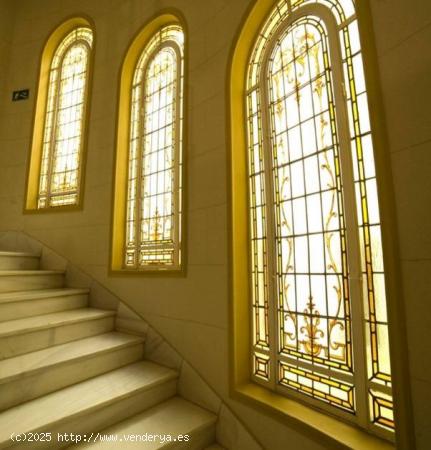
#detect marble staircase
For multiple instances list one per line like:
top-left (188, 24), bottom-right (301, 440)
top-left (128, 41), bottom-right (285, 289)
top-left (0, 251), bottom-right (223, 449)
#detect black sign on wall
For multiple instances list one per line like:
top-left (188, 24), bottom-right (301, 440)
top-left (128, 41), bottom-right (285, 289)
top-left (12, 89), bottom-right (30, 101)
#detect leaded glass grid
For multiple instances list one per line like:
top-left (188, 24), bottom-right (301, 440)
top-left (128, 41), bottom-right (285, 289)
top-left (38, 27), bottom-right (92, 208)
top-left (125, 26), bottom-right (184, 269)
top-left (246, 0), bottom-right (394, 437)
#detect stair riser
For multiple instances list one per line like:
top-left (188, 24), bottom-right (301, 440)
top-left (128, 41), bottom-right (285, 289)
top-left (0, 274), bottom-right (64, 293)
top-left (0, 257), bottom-right (39, 271)
top-left (7, 380), bottom-right (177, 449)
top-left (0, 317), bottom-right (115, 360)
top-left (0, 343), bottom-right (144, 411)
top-left (0, 295), bottom-right (88, 322)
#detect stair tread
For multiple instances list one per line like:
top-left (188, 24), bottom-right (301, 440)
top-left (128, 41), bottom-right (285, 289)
top-left (0, 332), bottom-right (144, 383)
top-left (0, 270), bottom-right (63, 276)
top-left (76, 397), bottom-right (217, 449)
top-left (0, 288), bottom-right (89, 304)
top-left (0, 361), bottom-right (178, 443)
top-left (0, 308), bottom-right (115, 337)
top-left (205, 446), bottom-right (225, 450)
top-left (0, 251), bottom-right (38, 258)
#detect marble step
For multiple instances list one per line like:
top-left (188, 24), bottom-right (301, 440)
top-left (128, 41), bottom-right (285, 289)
top-left (0, 332), bottom-right (145, 410)
top-left (0, 288), bottom-right (89, 322)
top-left (0, 309), bottom-right (116, 359)
top-left (0, 252), bottom-right (39, 271)
top-left (0, 361), bottom-right (178, 449)
top-left (74, 397), bottom-right (217, 450)
top-left (0, 270), bottom-right (64, 293)
top-left (205, 446), bottom-right (225, 450)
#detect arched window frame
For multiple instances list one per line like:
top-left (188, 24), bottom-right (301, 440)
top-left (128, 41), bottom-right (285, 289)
top-left (111, 15), bottom-right (186, 274)
top-left (229, 1), bottom-right (414, 449)
top-left (250, 3), bottom-right (366, 421)
top-left (25, 18), bottom-right (94, 212)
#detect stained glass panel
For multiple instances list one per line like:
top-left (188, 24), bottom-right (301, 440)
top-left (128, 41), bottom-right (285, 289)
top-left (125, 26), bottom-right (184, 269)
top-left (279, 361), bottom-right (355, 411)
top-left (369, 389), bottom-right (395, 430)
top-left (254, 353), bottom-right (271, 381)
top-left (246, 0), bottom-right (394, 436)
top-left (38, 27), bottom-right (92, 208)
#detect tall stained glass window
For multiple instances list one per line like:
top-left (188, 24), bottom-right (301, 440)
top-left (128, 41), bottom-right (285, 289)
top-left (125, 25), bottom-right (184, 269)
top-left (247, 0), bottom-right (394, 438)
top-left (38, 27), bottom-right (92, 208)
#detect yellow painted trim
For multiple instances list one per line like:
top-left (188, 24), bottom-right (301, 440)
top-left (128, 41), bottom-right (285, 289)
top-left (109, 11), bottom-right (187, 276)
top-left (24, 16), bottom-right (95, 213)
top-left (227, 1), bottom-right (414, 449)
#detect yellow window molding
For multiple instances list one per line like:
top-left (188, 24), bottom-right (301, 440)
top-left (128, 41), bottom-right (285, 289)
top-left (110, 12), bottom-right (187, 275)
top-left (25, 16), bottom-right (95, 212)
top-left (227, 1), bottom-right (414, 448)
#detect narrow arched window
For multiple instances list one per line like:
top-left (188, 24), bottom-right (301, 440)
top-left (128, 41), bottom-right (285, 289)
top-left (124, 25), bottom-right (184, 270)
top-left (27, 24), bottom-right (93, 210)
top-left (242, 0), bottom-right (394, 439)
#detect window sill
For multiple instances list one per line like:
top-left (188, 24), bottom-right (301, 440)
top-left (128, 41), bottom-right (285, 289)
top-left (232, 383), bottom-right (394, 450)
top-left (108, 266), bottom-right (185, 277)
top-left (23, 204), bottom-right (83, 214)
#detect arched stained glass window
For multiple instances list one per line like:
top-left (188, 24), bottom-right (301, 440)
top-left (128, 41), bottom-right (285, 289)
top-left (246, 0), bottom-right (393, 438)
top-left (38, 27), bottom-right (92, 208)
top-left (125, 25), bottom-right (184, 269)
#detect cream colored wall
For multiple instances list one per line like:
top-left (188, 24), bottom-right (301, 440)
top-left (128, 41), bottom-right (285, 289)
top-left (0, 1), bottom-right (13, 87)
top-left (370, 1), bottom-right (431, 448)
top-left (0, 0), bottom-right (428, 448)
top-left (0, 0), bottom-right (14, 150)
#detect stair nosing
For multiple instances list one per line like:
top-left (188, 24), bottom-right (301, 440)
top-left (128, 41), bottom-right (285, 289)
top-left (0, 288), bottom-right (90, 304)
top-left (0, 270), bottom-right (64, 276)
top-left (0, 252), bottom-right (39, 258)
top-left (0, 309), bottom-right (116, 338)
top-left (0, 332), bottom-right (145, 385)
top-left (0, 362), bottom-right (178, 443)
